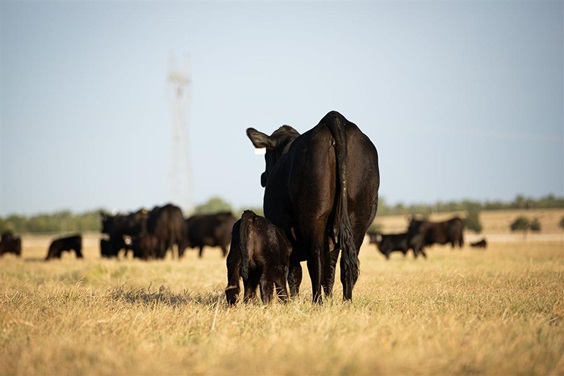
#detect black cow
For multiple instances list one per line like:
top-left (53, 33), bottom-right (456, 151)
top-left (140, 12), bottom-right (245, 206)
top-left (182, 212), bottom-right (237, 258)
top-left (408, 217), bottom-right (465, 250)
top-left (367, 231), bottom-right (425, 259)
top-left (225, 210), bottom-right (292, 305)
top-left (100, 210), bottom-right (145, 258)
top-left (247, 111), bottom-right (380, 303)
top-left (146, 204), bottom-right (185, 259)
top-left (470, 238), bottom-right (487, 249)
top-left (0, 231), bottom-right (22, 257)
top-left (46, 234), bottom-right (83, 260)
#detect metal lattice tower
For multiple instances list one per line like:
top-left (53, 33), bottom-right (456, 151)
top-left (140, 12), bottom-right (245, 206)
top-left (168, 53), bottom-right (192, 213)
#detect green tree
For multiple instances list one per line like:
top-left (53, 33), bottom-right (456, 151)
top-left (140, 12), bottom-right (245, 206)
top-left (465, 205), bottom-right (483, 233)
top-left (194, 196), bottom-right (233, 214)
top-left (510, 216), bottom-right (530, 232)
top-left (529, 218), bottom-right (541, 232)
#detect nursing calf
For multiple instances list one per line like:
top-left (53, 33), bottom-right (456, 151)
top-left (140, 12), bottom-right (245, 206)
top-left (225, 210), bottom-right (292, 305)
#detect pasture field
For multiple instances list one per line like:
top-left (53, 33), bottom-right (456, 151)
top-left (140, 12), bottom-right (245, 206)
top-left (1, 232), bottom-right (563, 376)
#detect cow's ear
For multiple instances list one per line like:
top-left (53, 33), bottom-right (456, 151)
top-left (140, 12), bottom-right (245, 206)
top-left (247, 128), bottom-right (274, 149)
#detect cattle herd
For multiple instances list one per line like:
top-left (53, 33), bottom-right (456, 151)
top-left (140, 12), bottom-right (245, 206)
top-left (99, 204), bottom-right (237, 260)
top-left (368, 216), bottom-right (466, 260)
top-left (1, 111), bottom-right (487, 305)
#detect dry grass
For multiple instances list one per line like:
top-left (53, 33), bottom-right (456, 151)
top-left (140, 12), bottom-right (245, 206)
top-left (1, 229), bottom-right (563, 375)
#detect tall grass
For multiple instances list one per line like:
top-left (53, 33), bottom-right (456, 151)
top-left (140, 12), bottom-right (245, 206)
top-left (1, 237), bottom-right (562, 375)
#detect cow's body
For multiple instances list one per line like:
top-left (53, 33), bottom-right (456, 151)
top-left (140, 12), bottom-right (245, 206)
top-left (408, 217), bottom-right (465, 250)
top-left (470, 238), bottom-right (487, 248)
top-left (368, 232), bottom-right (424, 259)
top-left (182, 212), bottom-right (236, 258)
top-left (146, 204), bottom-right (185, 259)
top-left (46, 234), bottom-right (83, 260)
top-left (247, 111), bottom-right (379, 302)
top-left (225, 210), bottom-right (292, 305)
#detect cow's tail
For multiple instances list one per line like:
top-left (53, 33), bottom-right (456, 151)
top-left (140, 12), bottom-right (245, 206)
top-left (240, 211), bottom-right (253, 280)
top-left (325, 112), bottom-right (359, 292)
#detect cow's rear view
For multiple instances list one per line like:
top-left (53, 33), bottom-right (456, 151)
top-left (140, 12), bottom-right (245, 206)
top-left (247, 111), bottom-right (379, 303)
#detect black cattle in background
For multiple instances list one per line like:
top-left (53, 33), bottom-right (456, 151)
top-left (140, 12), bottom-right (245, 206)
top-left (470, 238), bottom-right (487, 249)
top-left (225, 210), bottom-right (292, 305)
top-left (182, 211), bottom-right (237, 258)
top-left (0, 231), bottom-right (22, 257)
top-left (100, 209), bottom-right (145, 258)
top-left (367, 231), bottom-right (426, 259)
top-left (247, 110), bottom-right (380, 303)
top-left (146, 203), bottom-right (185, 259)
top-left (408, 217), bottom-right (465, 250)
top-left (46, 234), bottom-right (83, 260)
top-left (130, 233), bottom-right (159, 260)
top-left (100, 235), bottom-right (131, 258)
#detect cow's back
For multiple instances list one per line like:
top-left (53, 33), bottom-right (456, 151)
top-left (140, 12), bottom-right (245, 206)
top-left (279, 120), bottom-right (379, 247)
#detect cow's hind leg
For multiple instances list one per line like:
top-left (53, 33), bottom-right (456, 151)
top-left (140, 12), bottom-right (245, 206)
top-left (322, 243), bottom-right (340, 298)
top-left (243, 275), bottom-right (259, 304)
top-left (307, 234), bottom-right (325, 304)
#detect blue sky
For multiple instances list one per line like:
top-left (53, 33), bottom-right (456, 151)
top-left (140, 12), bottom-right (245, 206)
top-left (1, 1), bottom-right (562, 216)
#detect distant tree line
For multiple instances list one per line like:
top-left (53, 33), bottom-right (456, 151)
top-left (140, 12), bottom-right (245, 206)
top-left (376, 194), bottom-right (564, 216)
top-left (0, 210), bottom-right (102, 235)
top-left (0, 194), bottom-right (561, 235)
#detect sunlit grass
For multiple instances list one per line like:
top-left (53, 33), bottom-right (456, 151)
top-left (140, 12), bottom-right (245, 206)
top-left (1, 236), bottom-right (562, 375)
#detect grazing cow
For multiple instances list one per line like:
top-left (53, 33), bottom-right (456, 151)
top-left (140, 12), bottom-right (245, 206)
top-left (470, 238), bottom-right (487, 249)
top-left (182, 212), bottom-right (237, 258)
top-left (0, 231), bottom-right (22, 257)
top-left (247, 110), bottom-right (380, 303)
top-left (408, 217), bottom-right (465, 250)
top-left (225, 210), bottom-right (292, 305)
top-left (46, 234), bottom-right (83, 260)
top-left (367, 231), bottom-right (425, 259)
top-left (146, 204), bottom-right (185, 259)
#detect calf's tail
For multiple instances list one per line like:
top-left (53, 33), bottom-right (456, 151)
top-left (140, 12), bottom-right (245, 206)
top-left (239, 211), bottom-right (253, 280)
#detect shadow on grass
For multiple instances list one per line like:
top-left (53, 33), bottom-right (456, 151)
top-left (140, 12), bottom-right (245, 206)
top-left (108, 283), bottom-right (223, 307)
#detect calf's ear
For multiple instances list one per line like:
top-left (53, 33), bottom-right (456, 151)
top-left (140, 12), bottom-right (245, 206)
top-left (247, 128), bottom-right (274, 149)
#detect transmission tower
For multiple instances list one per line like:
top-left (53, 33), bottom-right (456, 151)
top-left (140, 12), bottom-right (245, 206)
top-left (168, 53), bottom-right (192, 213)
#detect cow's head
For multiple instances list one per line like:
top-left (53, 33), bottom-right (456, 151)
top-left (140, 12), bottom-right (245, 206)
top-left (246, 126), bottom-right (300, 187)
top-left (100, 212), bottom-right (116, 234)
